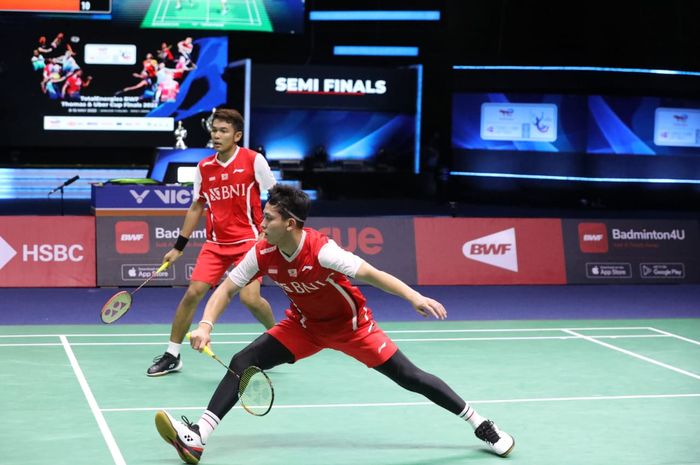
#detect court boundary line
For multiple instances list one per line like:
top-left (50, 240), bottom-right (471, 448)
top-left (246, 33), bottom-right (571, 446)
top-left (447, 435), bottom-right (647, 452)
top-left (0, 334), bottom-right (680, 348)
top-left (100, 392), bottom-right (700, 413)
top-left (0, 326), bottom-right (666, 338)
top-left (60, 335), bottom-right (126, 465)
top-left (563, 329), bottom-right (700, 381)
top-left (647, 326), bottom-right (700, 346)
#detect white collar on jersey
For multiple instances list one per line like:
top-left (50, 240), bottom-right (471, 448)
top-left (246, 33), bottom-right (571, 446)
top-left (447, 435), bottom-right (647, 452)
top-left (279, 229), bottom-right (306, 262)
top-left (215, 146), bottom-right (240, 167)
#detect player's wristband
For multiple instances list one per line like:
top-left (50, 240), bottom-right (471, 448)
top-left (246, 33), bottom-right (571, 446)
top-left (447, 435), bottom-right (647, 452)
top-left (199, 320), bottom-right (214, 330)
top-left (173, 234), bottom-right (189, 252)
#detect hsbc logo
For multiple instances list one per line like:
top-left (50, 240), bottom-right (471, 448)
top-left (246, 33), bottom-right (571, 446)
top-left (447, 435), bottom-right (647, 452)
top-left (462, 228), bottom-right (518, 272)
top-left (578, 223), bottom-right (608, 253)
top-left (115, 221), bottom-right (150, 254)
top-left (0, 235), bottom-right (17, 270)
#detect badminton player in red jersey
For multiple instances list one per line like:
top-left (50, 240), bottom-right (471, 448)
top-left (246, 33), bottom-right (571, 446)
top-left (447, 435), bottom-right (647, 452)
top-left (147, 108), bottom-right (276, 377)
top-left (155, 185), bottom-right (515, 464)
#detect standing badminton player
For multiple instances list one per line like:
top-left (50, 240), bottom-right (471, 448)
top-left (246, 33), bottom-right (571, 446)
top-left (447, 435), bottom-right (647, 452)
top-left (147, 108), bottom-right (276, 377)
top-left (155, 185), bottom-right (515, 463)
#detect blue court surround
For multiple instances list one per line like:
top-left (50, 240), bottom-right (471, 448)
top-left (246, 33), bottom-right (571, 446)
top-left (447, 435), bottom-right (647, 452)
top-left (1, 285), bottom-right (699, 325)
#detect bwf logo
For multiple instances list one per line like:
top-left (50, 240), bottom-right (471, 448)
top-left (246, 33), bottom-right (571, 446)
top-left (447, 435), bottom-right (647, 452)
top-left (578, 223), bottom-right (608, 253)
top-left (115, 221), bottom-right (150, 254)
top-left (462, 228), bottom-right (518, 272)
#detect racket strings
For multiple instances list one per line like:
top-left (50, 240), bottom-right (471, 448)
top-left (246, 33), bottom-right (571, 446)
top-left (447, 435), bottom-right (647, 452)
top-left (238, 367), bottom-right (273, 416)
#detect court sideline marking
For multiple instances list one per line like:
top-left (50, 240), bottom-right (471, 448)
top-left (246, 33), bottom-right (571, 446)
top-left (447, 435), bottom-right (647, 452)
top-left (563, 329), bottom-right (700, 381)
top-left (100, 392), bottom-right (700, 413)
top-left (0, 326), bottom-right (688, 338)
top-left (0, 334), bottom-right (679, 347)
top-left (60, 335), bottom-right (126, 465)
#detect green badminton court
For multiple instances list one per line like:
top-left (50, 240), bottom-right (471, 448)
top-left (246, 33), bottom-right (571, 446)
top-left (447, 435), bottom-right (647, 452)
top-left (141, 0), bottom-right (272, 31)
top-left (3, 318), bottom-right (700, 465)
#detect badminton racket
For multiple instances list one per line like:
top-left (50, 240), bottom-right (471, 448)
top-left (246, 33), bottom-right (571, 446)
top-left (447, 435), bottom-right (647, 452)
top-left (186, 332), bottom-right (274, 416)
top-left (100, 262), bottom-right (170, 324)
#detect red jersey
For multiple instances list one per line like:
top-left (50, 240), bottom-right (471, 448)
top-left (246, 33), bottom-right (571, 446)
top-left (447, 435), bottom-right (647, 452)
top-left (194, 147), bottom-right (275, 245)
top-left (230, 228), bottom-right (368, 331)
top-left (64, 74), bottom-right (82, 94)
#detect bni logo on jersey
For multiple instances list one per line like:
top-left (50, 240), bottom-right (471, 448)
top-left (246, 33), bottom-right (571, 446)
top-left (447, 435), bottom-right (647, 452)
top-left (462, 228), bottom-right (518, 272)
top-left (115, 221), bottom-right (150, 254)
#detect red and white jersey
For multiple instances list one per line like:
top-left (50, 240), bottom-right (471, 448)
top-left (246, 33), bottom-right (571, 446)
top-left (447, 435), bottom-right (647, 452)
top-left (229, 228), bottom-right (368, 330)
top-left (194, 147), bottom-right (276, 245)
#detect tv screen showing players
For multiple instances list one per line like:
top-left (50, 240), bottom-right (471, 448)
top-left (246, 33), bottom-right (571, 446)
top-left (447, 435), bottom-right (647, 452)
top-left (0, 21), bottom-right (229, 147)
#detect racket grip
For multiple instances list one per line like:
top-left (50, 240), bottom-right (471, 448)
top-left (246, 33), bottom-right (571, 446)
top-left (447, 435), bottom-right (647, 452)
top-left (185, 332), bottom-right (216, 358)
top-left (156, 262), bottom-right (170, 273)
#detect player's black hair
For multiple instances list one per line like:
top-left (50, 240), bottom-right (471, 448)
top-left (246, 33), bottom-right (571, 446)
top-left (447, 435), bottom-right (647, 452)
top-left (267, 184), bottom-right (310, 228)
top-left (212, 108), bottom-right (244, 132)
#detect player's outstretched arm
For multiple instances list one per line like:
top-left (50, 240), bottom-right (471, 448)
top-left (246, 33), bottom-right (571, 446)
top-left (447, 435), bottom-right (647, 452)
top-left (355, 262), bottom-right (447, 320)
top-left (189, 278), bottom-right (242, 350)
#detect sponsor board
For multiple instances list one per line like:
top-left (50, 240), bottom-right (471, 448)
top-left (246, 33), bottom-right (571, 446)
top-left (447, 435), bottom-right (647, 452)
top-left (585, 263), bottom-right (632, 279)
top-left (92, 184), bottom-right (193, 213)
top-left (97, 216), bottom-right (206, 286)
top-left (639, 263), bottom-right (685, 279)
top-left (98, 216), bottom-right (417, 286)
top-left (306, 217), bottom-right (416, 284)
top-left (414, 218), bottom-right (566, 285)
top-left (185, 263), bottom-right (196, 281)
top-left (563, 219), bottom-right (700, 283)
top-left (121, 264), bottom-right (176, 282)
top-left (0, 217), bottom-right (96, 287)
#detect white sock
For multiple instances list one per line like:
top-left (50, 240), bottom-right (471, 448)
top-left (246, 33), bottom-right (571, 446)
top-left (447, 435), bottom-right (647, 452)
top-left (197, 410), bottom-right (220, 444)
top-left (166, 341), bottom-right (181, 358)
top-left (458, 404), bottom-right (486, 429)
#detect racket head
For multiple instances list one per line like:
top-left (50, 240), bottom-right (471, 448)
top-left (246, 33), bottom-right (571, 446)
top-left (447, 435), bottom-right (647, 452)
top-left (100, 291), bottom-right (133, 324)
top-left (239, 366), bottom-right (274, 417)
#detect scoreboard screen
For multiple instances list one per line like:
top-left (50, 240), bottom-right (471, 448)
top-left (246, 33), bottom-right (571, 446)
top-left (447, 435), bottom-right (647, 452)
top-left (0, 0), bottom-right (111, 13)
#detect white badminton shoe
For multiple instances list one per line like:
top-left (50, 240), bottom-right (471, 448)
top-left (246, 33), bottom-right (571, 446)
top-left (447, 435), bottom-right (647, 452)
top-left (474, 419), bottom-right (515, 457)
top-left (155, 410), bottom-right (205, 464)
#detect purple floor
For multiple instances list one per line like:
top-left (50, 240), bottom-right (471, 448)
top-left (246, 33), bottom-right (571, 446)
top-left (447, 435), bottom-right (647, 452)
top-left (1, 284), bottom-right (699, 325)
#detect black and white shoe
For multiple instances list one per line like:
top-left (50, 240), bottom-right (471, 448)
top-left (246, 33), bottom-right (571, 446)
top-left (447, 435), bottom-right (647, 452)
top-left (155, 410), bottom-right (204, 464)
top-left (147, 352), bottom-right (182, 377)
top-left (474, 420), bottom-right (515, 457)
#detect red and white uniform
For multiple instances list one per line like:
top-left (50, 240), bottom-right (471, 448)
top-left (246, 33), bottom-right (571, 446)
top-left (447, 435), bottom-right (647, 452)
top-left (229, 228), bottom-right (398, 367)
top-left (194, 146), bottom-right (275, 245)
top-left (189, 147), bottom-right (275, 287)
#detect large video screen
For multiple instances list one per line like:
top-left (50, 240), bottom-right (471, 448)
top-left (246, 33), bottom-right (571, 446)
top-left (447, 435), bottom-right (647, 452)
top-left (587, 95), bottom-right (700, 156)
top-left (0, 22), bottom-right (228, 147)
top-left (451, 75), bottom-right (700, 183)
top-left (249, 64), bottom-right (420, 172)
top-left (0, 0), bottom-right (305, 33)
top-left (251, 109), bottom-right (415, 166)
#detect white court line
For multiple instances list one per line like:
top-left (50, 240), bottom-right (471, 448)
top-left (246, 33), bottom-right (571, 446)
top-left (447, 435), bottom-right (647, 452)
top-left (250, 0), bottom-right (262, 25)
top-left (100, 392), bottom-right (700, 413)
top-left (244, 0), bottom-right (253, 24)
top-left (152, 0), bottom-right (165, 25)
top-left (563, 329), bottom-right (700, 381)
top-left (60, 335), bottom-right (126, 465)
top-left (0, 334), bottom-right (673, 347)
top-left (647, 327), bottom-right (700, 346)
top-left (0, 327), bottom-right (656, 338)
top-left (161, 0), bottom-right (171, 23)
